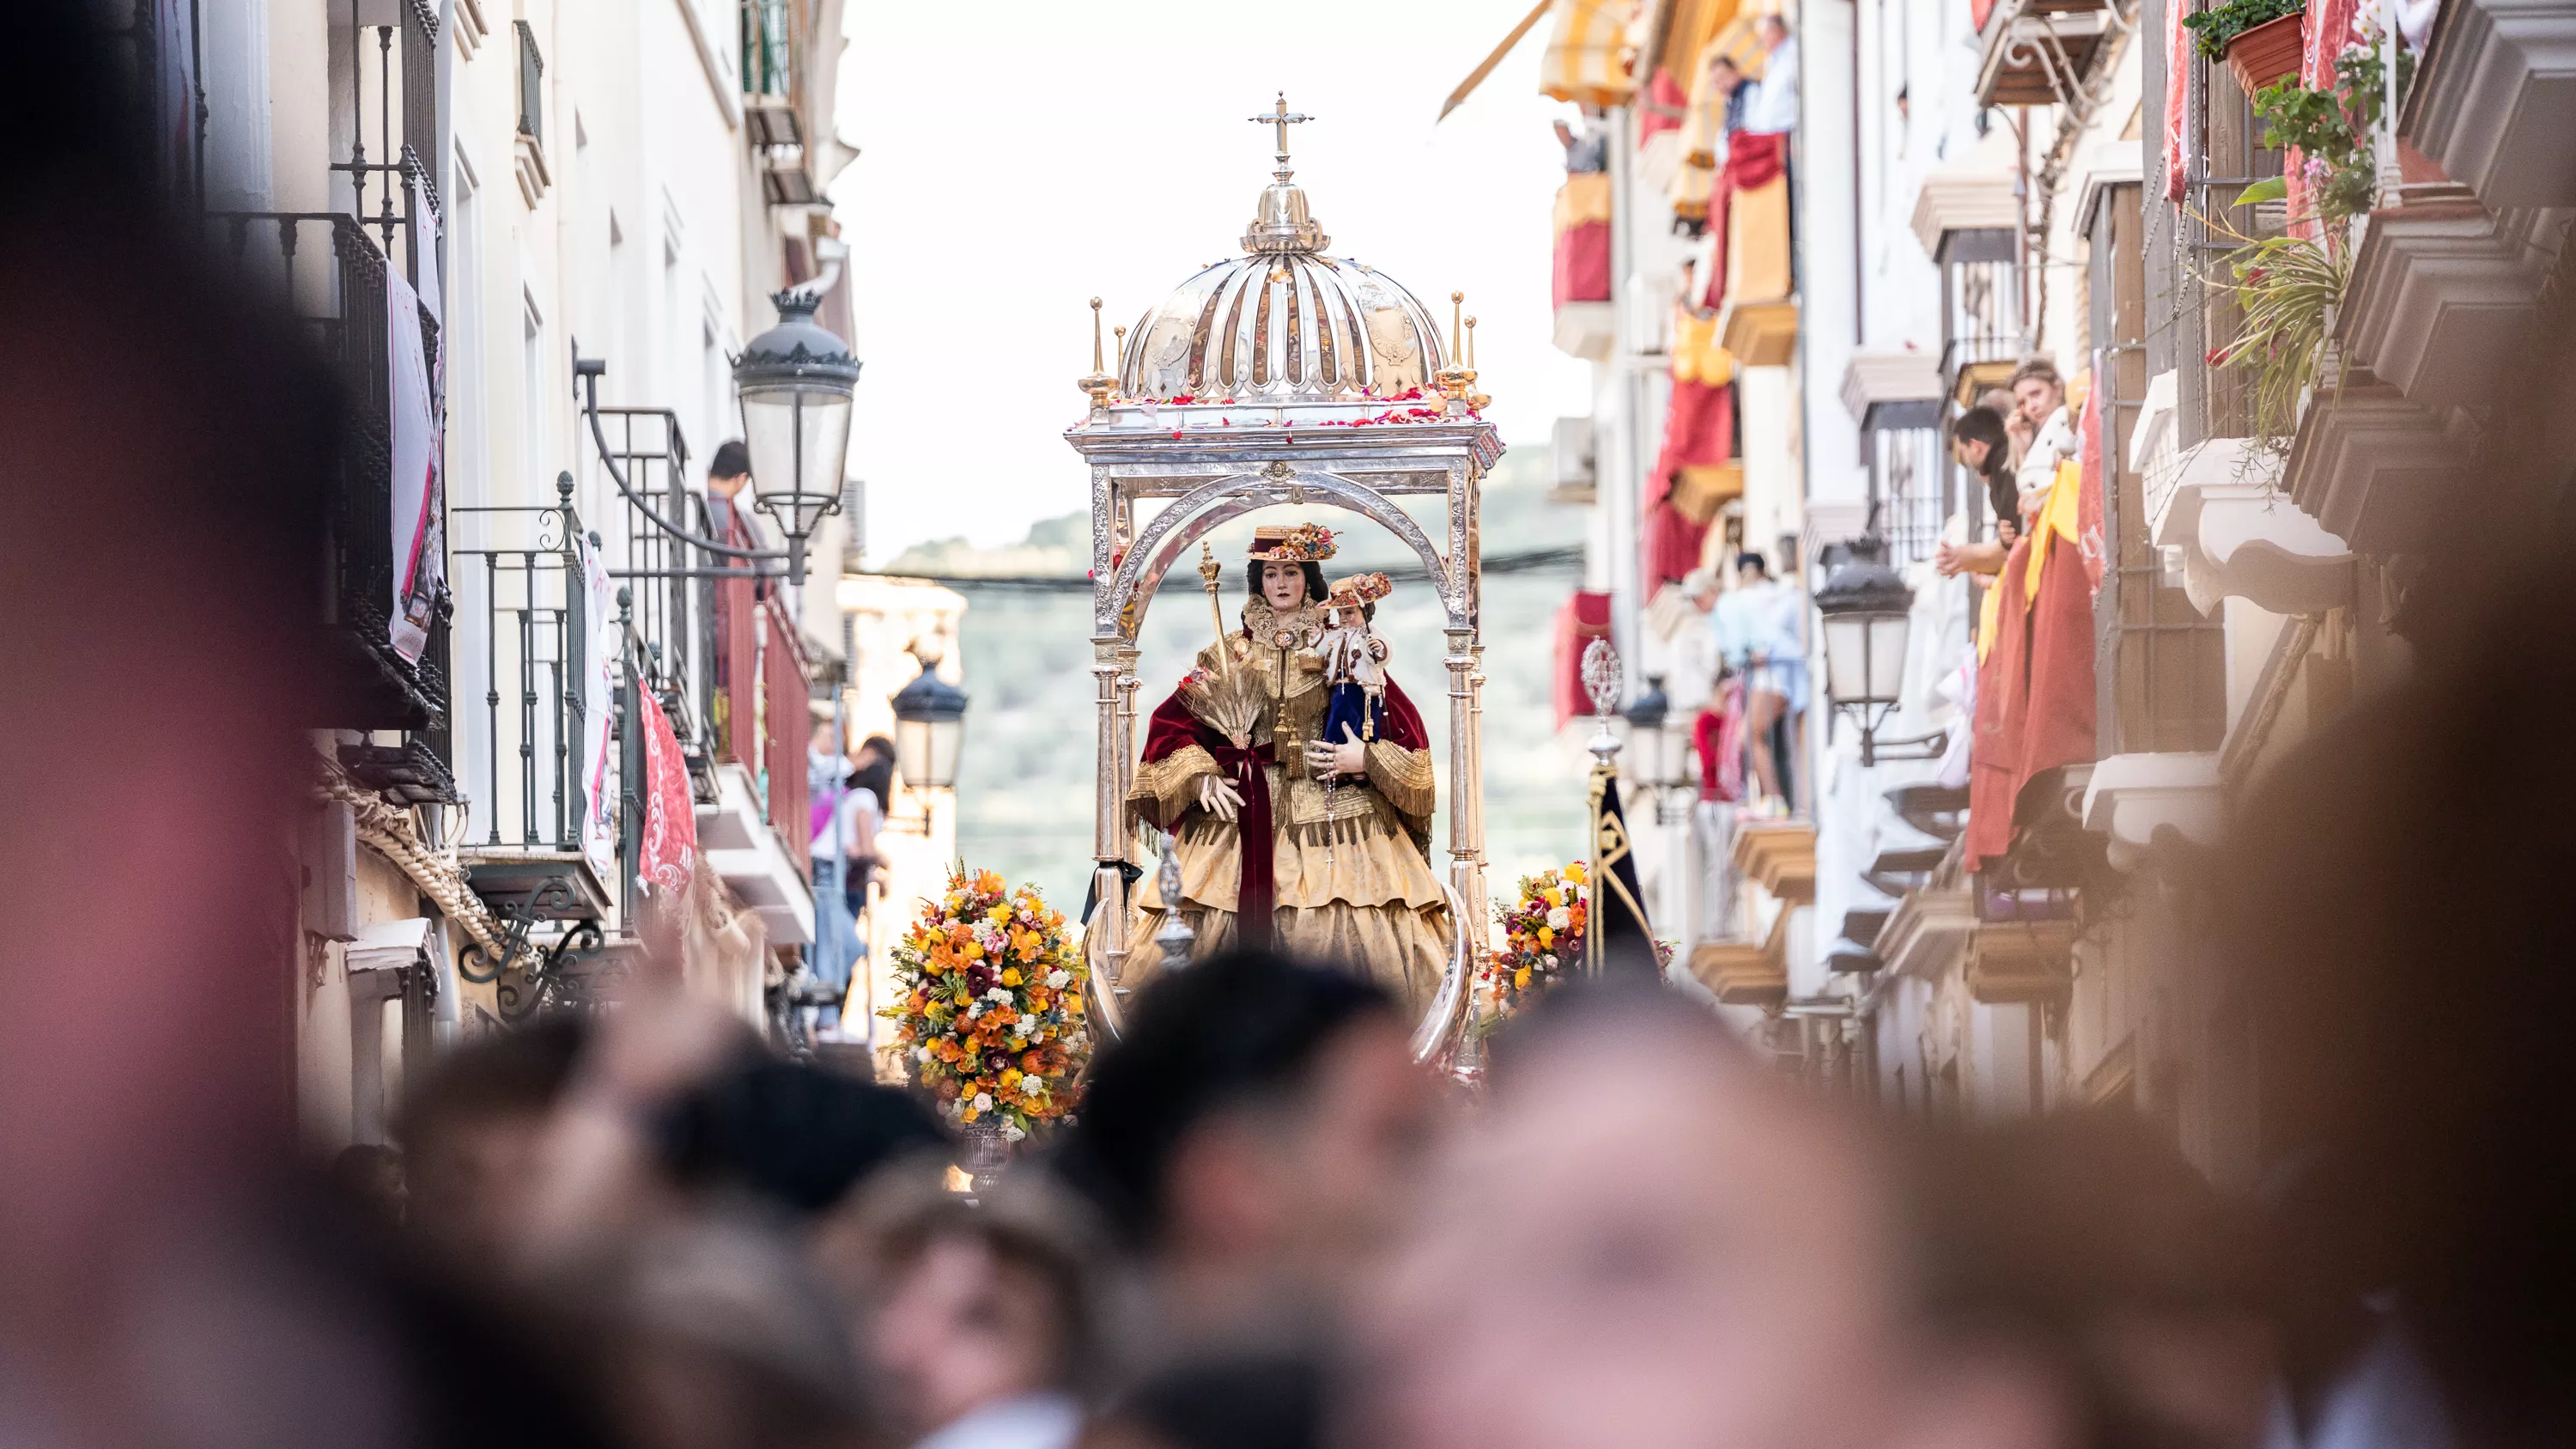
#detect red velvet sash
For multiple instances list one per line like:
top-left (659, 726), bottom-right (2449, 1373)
top-left (1206, 739), bottom-right (1276, 944)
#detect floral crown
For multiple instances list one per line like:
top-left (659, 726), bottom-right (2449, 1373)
top-left (1248, 522), bottom-right (1336, 563)
top-left (1327, 571), bottom-right (1393, 607)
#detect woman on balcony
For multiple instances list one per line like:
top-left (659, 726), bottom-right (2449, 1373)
top-left (1711, 551), bottom-right (1805, 812)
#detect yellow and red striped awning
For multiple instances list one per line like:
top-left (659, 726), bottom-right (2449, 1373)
top-left (1540, 0), bottom-right (1643, 107)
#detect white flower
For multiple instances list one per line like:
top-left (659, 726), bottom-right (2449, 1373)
top-left (973, 1092), bottom-right (993, 1111)
top-left (967, 1002), bottom-right (984, 1019)
top-left (1003, 1123), bottom-right (1027, 1142)
top-left (1021, 1075), bottom-right (1042, 1094)
top-left (1045, 969), bottom-right (1071, 989)
top-left (914, 1044), bottom-right (931, 1062)
top-left (1546, 905), bottom-right (1571, 931)
top-left (985, 986), bottom-right (1012, 1002)
top-left (1543, 953), bottom-right (1558, 970)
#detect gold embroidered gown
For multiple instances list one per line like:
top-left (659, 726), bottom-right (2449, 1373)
top-left (1118, 599), bottom-right (1452, 1008)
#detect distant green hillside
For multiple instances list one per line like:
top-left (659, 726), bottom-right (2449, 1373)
top-left (910, 444), bottom-right (1597, 925)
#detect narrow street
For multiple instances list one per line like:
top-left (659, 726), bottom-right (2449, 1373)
top-left (1, 2), bottom-right (2567, 1446)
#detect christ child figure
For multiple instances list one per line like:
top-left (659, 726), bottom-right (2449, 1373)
top-left (1316, 571), bottom-right (1393, 775)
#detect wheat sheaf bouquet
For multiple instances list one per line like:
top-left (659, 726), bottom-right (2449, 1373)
top-left (882, 868), bottom-right (1090, 1140)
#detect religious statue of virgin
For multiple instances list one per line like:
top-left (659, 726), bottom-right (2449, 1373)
top-left (1121, 523), bottom-right (1453, 1006)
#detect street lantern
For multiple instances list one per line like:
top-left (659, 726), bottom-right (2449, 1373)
top-left (733, 288), bottom-right (860, 582)
top-left (889, 646), bottom-right (968, 799)
top-left (1814, 535), bottom-right (1917, 766)
top-left (1623, 673), bottom-right (1693, 824)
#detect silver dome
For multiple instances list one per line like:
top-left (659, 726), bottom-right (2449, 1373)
top-left (1118, 180), bottom-right (1449, 403)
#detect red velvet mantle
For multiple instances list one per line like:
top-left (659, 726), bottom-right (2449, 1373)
top-left (1134, 652), bottom-right (1431, 941)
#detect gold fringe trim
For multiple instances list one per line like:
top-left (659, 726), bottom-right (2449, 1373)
top-left (1364, 740), bottom-right (1437, 819)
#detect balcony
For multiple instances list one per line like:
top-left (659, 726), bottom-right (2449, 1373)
top-left (514, 20), bottom-right (550, 204)
top-left (451, 488), bottom-right (614, 927)
top-left (1910, 168), bottom-right (2025, 403)
top-left (1974, 0), bottom-right (2120, 110)
top-left (210, 209), bottom-right (446, 733)
top-left (592, 408), bottom-right (817, 947)
top-left (1552, 172), bottom-right (1614, 362)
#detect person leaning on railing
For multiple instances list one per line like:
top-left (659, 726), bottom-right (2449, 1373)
top-left (1934, 405), bottom-right (2020, 579)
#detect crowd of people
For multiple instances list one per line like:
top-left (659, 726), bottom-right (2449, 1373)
top-left (32, 916), bottom-right (2561, 1449)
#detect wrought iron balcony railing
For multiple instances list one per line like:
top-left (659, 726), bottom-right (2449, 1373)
top-left (207, 209), bottom-right (447, 731)
top-left (451, 484), bottom-right (611, 922)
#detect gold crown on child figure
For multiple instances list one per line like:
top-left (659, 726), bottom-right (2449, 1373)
top-left (1248, 523), bottom-right (1337, 563)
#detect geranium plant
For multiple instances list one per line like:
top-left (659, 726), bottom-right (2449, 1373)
top-left (2237, 45), bottom-right (2396, 228)
top-left (883, 868), bottom-right (1091, 1140)
top-left (2180, 0), bottom-right (2304, 61)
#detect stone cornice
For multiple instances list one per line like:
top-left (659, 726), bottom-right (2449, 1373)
top-left (1910, 168), bottom-right (2020, 259)
top-left (2400, 0), bottom-right (2576, 209)
top-left (2162, 480), bottom-right (2356, 617)
top-left (1731, 819), bottom-right (1819, 904)
top-left (2341, 202), bottom-right (2543, 409)
top-left (2281, 376), bottom-right (2464, 556)
top-left (1692, 934), bottom-right (1785, 1008)
top-left (1720, 300), bottom-right (1801, 368)
top-left (1840, 347), bottom-right (1942, 427)
top-left (2081, 752), bottom-right (2223, 874)
top-left (1876, 886), bottom-right (1976, 982)
top-left (1967, 917), bottom-right (2077, 1004)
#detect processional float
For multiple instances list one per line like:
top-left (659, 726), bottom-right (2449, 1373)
top-left (1065, 96), bottom-right (1502, 1064)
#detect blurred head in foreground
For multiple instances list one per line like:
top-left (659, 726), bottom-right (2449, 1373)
top-left (2219, 551), bottom-right (2576, 1449)
top-left (1362, 983), bottom-right (2066, 1449)
top-left (1057, 948), bottom-right (1434, 1342)
top-left (398, 1016), bottom-right (590, 1275)
top-left (817, 1166), bottom-right (1101, 1447)
top-left (1905, 1110), bottom-right (2273, 1449)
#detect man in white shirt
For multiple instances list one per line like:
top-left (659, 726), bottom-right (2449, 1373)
top-left (1740, 15), bottom-right (1800, 135)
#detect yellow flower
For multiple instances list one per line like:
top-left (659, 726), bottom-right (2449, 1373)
top-left (961, 1105), bottom-right (980, 1123)
top-left (1537, 926), bottom-right (1554, 947)
top-left (987, 904), bottom-right (1012, 926)
top-left (1514, 966), bottom-right (1531, 989)
top-left (1000, 1067), bottom-right (1023, 1088)
top-left (1001, 967), bottom-right (1023, 987)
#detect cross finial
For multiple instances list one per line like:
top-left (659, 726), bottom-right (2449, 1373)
top-left (1248, 91), bottom-right (1312, 183)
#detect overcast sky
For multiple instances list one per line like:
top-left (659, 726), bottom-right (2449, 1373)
top-left (831, 0), bottom-right (1594, 559)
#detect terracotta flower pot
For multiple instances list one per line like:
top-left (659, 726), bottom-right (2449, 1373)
top-left (2225, 11), bottom-right (2307, 97)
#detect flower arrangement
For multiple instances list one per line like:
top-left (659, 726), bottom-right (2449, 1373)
top-left (1480, 861), bottom-right (1591, 1017)
top-left (1477, 861), bottom-right (1681, 1023)
top-left (882, 868), bottom-right (1090, 1140)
